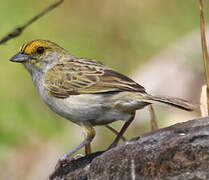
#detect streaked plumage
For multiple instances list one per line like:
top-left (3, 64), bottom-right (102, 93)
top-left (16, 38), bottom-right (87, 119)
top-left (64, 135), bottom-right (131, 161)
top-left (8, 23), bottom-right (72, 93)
top-left (44, 58), bottom-right (146, 98)
top-left (10, 39), bottom-right (196, 160)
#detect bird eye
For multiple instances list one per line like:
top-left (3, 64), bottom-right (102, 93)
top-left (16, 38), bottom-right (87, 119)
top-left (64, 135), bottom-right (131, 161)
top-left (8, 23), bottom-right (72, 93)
top-left (36, 46), bottom-right (45, 54)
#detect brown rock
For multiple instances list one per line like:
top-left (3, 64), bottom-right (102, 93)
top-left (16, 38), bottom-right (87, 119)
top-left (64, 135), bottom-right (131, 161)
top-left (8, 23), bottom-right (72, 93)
top-left (51, 117), bottom-right (209, 180)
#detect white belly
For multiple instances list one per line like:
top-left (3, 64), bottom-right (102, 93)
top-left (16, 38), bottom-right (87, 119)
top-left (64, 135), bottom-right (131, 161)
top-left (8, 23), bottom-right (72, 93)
top-left (40, 89), bottom-right (134, 126)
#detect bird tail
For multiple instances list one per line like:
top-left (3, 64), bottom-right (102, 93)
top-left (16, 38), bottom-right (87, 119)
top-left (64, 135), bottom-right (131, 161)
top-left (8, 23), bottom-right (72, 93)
top-left (141, 94), bottom-right (197, 111)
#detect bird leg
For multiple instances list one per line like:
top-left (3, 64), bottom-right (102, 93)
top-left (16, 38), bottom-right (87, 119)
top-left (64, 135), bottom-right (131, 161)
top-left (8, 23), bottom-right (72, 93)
top-left (108, 105), bottom-right (157, 150)
top-left (108, 116), bottom-right (134, 149)
top-left (84, 124), bottom-right (126, 154)
top-left (60, 124), bottom-right (95, 161)
top-left (50, 125), bottom-right (95, 180)
top-left (105, 124), bottom-right (126, 141)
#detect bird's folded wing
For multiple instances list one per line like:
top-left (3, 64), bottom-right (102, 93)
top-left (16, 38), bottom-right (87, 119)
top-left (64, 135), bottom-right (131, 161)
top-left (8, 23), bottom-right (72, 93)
top-left (44, 58), bottom-right (146, 98)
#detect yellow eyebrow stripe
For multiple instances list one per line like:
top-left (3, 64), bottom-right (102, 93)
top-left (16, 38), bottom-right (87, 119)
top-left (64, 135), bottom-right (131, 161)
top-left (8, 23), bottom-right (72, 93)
top-left (20, 41), bottom-right (49, 54)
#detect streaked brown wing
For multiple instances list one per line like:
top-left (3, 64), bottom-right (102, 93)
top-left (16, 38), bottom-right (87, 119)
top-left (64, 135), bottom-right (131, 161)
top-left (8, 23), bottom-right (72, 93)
top-left (44, 58), bottom-right (146, 98)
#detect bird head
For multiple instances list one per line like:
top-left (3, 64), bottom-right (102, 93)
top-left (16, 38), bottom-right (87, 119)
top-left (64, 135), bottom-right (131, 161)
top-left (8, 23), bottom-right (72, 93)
top-left (10, 39), bottom-right (68, 72)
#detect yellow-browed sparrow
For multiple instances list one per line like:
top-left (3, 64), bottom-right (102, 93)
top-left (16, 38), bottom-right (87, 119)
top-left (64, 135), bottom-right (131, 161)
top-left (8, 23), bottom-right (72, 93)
top-left (10, 40), bottom-right (196, 160)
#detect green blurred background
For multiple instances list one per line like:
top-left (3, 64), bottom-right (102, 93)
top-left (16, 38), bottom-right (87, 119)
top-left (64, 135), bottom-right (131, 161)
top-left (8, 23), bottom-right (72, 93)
top-left (0, 0), bottom-right (207, 178)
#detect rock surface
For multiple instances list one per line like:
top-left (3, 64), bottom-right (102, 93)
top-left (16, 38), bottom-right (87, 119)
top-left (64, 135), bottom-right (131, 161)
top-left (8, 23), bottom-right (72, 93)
top-left (51, 117), bottom-right (209, 180)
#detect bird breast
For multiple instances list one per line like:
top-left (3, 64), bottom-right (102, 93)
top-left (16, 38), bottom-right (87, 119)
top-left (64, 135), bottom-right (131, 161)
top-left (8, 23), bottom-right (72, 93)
top-left (36, 84), bottom-right (139, 126)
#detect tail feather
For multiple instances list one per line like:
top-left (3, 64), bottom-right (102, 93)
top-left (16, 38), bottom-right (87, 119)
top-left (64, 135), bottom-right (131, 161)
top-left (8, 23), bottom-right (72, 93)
top-left (143, 94), bottom-right (197, 111)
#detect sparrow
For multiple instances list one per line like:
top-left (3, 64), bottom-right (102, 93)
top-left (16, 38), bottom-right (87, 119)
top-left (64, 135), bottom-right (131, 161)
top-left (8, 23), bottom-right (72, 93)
top-left (10, 39), bottom-right (196, 160)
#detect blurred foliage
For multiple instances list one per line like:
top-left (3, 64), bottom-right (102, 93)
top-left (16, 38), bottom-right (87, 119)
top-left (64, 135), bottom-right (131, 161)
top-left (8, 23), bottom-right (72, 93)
top-left (0, 0), bottom-right (208, 164)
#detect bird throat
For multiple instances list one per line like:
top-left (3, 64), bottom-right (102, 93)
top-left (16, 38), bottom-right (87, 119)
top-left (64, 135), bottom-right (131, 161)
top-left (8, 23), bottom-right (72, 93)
top-left (30, 59), bottom-right (42, 69)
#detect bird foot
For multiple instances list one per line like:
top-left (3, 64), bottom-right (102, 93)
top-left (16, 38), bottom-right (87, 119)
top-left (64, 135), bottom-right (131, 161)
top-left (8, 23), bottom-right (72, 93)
top-left (49, 153), bottom-right (84, 180)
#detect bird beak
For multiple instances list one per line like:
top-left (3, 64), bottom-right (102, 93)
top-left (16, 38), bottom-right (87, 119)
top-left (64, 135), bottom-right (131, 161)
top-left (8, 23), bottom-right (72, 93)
top-left (10, 51), bottom-right (31, 63)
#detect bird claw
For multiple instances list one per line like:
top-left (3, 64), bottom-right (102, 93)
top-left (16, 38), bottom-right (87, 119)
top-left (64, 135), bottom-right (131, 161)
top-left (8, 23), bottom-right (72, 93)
top-left (72, 153), bottom-right (84, 159)
top-left (59, 154), bottom-right (68, 162)
top-left (55, 156), bottom-right (68, 169)
top-left (58, 153), bottom-right (84, 163)
top-left (49, 153), bottom-right (84, 180)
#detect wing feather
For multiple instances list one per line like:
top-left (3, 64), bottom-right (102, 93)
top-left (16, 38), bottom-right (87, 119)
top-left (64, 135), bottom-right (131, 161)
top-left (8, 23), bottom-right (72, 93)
top-left (44, 58), bottom-right (146, 98)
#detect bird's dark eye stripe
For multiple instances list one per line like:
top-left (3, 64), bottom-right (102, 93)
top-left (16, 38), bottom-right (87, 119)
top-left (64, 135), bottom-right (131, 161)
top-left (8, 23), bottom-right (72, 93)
top-left (37, 46), bottom-right (45, 54)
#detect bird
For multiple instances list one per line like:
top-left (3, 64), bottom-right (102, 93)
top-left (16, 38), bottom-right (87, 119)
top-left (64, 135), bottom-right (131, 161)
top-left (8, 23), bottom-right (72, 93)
top-left (10, 39), bottom-right (196, 161)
